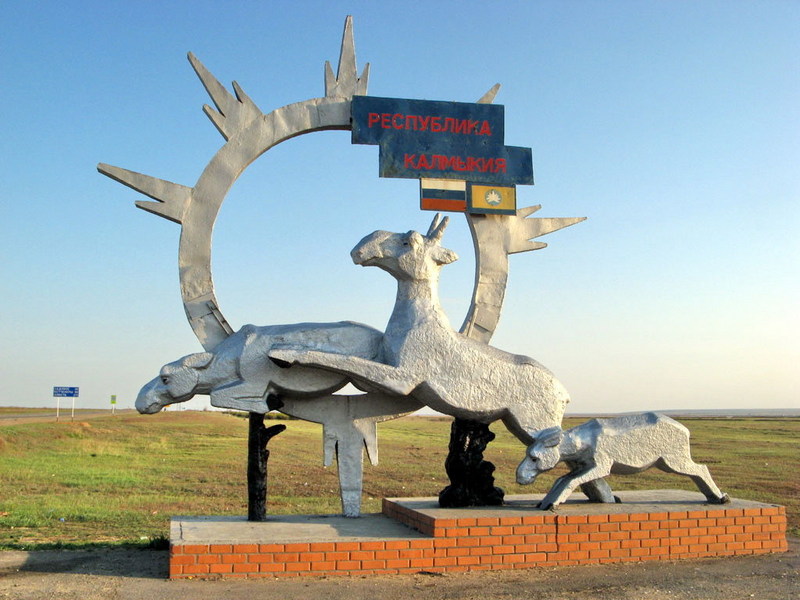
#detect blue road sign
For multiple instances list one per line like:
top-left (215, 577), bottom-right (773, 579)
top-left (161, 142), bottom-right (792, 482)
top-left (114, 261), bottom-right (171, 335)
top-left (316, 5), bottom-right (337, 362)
top-left (53, 386), bottom-right (79, 397)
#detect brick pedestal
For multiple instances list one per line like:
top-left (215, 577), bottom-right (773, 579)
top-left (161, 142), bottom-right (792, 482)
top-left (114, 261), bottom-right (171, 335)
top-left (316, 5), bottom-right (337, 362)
top-left (169, 490), bottom-right (787, 579)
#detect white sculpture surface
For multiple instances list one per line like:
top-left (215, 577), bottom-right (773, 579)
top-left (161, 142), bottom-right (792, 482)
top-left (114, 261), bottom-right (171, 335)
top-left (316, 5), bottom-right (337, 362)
top-left (136, 322), bottom-right (384, 414)
top-left (136, 320), bottom-right (423, 517)
top-left (516, 412), bottom-right (730, 510)
top-left (270, 215), bottom-right (570, 445)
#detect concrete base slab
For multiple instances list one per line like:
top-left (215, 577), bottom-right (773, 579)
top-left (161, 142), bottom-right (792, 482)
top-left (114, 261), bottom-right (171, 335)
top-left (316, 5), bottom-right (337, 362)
top-left (171, 513), bottom-right (426, 545)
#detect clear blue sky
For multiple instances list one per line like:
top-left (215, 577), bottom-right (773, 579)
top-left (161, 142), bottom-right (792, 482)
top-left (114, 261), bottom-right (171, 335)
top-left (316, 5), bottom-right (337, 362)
top-left (1, 1), bottom-right (797, 414)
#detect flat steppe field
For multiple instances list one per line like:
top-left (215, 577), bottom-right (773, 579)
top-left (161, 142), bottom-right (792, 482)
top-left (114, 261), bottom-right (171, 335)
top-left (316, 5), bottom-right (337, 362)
top-left (0, 411), bottom-right (796, 548)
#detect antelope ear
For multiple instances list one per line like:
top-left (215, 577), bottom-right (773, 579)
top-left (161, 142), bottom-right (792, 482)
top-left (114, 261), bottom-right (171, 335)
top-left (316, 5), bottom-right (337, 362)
top-left (536, 426), bottom-right (563, 448)
top-left (431, 246), bottom-right (458, 265)
top-left (182, 352), bottom-right (214, 370)
top-left (408, 231), bottom-right (425, 248)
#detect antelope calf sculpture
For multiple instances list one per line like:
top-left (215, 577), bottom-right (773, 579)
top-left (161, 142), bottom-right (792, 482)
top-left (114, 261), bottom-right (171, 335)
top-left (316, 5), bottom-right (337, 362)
top-left (516, 413), bottom-right (730, 510)
top-left (270, 215), bottom-right (569, 446)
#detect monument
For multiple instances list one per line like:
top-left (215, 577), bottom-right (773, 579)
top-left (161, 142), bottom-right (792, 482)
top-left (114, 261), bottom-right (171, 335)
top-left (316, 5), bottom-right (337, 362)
top-left (99, 16), bottom-right (786, 579)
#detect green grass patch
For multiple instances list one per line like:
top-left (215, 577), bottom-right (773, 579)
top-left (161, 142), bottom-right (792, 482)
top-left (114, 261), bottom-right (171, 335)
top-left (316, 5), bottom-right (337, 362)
top-left (0, 412), bottom-right (797, 549)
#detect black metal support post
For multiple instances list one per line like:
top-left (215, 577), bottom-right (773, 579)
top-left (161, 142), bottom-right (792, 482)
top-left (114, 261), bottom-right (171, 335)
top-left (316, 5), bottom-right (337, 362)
top-left (438, 418), bottom-right (504, 508)
top-left (247, 412), bottom-right (286, 522)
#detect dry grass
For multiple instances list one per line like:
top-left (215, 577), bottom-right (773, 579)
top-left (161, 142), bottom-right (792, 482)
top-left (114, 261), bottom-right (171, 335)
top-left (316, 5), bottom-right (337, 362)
top-left (0, 411), bottom-right (796, 548)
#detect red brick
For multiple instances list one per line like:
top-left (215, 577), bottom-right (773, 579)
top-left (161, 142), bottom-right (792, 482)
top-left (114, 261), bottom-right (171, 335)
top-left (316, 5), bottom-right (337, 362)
top-left (515, 525), bottom-right (536, 534)
top-left (337, 560), bottom-right (361, 569)
top-left (336, 542), bottom-right (361, 551)
top-left (410, 558), bottom-right (434, 568)
top-left (609, 513), bottom-right (629, 522)
top-left (502, 535), bottom-right (525, 545)
top-left (385, 540), bottom-right (411, 550)
top-left (521, 515), bottom-right (546, 525)
top-left (197, 554), bottom-right (221, 565)
top-left (480, 535), bottom-right (503, 546)
top-left (275, 552), bottom-right (299, 562)
top-left (285, 562), bottom-right (311, 572)
top-left (587, 514), bottom-right (609, 524)
top-left (183, 563), bottom-right (210, 574)
top-left (209, 563), bottom-right (233, 574)
top-left (233, 563), bottom-right (259, 573)
top-left (309, 542), bottom-right (335, 552)
top-left (171, 554), bottom-right (195, 566)
top-left (182, 544), bottom-right (209, 554)
top-left (222, 554), bottom-right (247, 564)
top-left (386, 559), bottom-right (410, 569)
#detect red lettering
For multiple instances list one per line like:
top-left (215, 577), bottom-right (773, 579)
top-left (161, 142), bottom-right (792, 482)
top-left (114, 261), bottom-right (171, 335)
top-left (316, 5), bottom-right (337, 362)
top-left (430, 116), bottom-right (442, 132)
top-left (367, 113), bottom-right (381, 127)
top-left (494, 158), bottom-right (507, 173)
top-left (392, 113), bottom-right (404, 129)
top-left (380, 113), bottom-right (391, 128)
top-left (483, 159), bottom-right (495, 172)
top-left (467, 120), bottom-right (479, 134)
top-left (417, 154), bottom-right (431, 169)
top-left (418, 116), bottom-right (431, 131)
top-left (453, 119), bottom-right (468, 134)
top-left (466, 157), bottom-right (479, 171)
top-left (479, 121), bottom-right (492, 136)
top-left (404, 154), bottom-right (417, 168)
top-left (405, 115), bottom-right (418, 130)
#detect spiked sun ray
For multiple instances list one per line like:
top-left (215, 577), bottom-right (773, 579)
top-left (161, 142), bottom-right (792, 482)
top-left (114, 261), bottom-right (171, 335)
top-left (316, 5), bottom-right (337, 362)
top-left (96, 163), bottom-right (191, 224)
top-left (507, 206), bottom-right (586, 254)
top-left (188, 52), bottom-right (263, 141)
top-left (325, 15), bottom-right (369, 97)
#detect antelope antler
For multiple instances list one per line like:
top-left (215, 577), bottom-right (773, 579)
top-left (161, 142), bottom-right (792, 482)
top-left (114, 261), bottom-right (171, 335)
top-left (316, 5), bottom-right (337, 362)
top-left (426, 213), bottom-right (449, 243)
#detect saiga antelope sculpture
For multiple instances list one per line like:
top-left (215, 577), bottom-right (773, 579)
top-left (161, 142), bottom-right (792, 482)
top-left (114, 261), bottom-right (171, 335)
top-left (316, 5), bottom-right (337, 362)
top-left (516, 413), bottom-right (729, 509)
top-left (270, 215), bottom-right (569, 446)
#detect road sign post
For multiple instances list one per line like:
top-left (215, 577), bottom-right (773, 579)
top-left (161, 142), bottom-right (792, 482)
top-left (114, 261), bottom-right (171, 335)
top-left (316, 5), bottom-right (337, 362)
top-left (111, 394), bottom-right (117, 415)
top-left (53, 387), bottom-right (79, 422)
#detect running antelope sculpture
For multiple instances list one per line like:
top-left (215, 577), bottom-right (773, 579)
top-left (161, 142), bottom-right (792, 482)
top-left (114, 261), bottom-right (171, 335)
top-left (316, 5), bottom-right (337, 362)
top-left (516, 412), bottom-right (730, 509)
top-left (270, 215), bottom-right (570, 446)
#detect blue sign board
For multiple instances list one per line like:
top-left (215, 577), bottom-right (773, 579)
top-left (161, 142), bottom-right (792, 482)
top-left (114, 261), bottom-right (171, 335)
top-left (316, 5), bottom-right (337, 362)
top-left (351, 96), bottom-right (533, 186)
top-left (53, 386), bottom-right (79, 398)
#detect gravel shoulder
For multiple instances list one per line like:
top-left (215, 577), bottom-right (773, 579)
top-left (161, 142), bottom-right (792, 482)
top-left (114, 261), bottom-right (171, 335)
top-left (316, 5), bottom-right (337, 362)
top-left (1, 538), bottom-right (797, 600)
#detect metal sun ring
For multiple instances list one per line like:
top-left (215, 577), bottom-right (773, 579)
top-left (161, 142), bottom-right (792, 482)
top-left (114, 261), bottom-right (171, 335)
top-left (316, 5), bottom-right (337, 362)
top-left (179, 95), bottom-right (511, 353)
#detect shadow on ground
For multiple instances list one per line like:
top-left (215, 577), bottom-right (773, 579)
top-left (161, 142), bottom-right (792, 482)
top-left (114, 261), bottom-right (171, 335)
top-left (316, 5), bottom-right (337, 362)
top-left (0, 548), bottom-right (168, 579)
